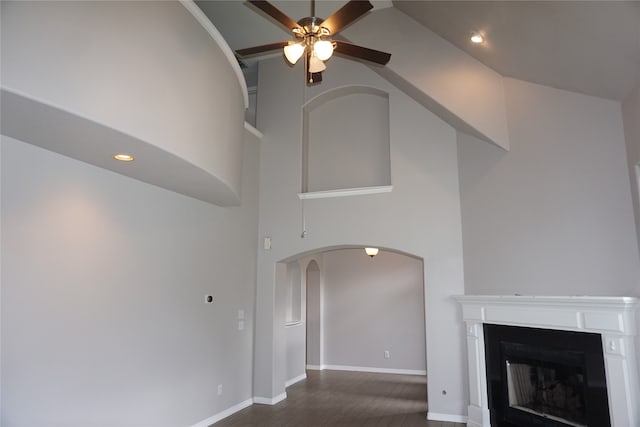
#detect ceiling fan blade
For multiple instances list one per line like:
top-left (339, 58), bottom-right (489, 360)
top-left (320, 1), bottom-right (373, 35)
top-left (236, 41), bottom-right (289, 57)
top-left (248, 0), bottom-right (302, 32)
top-left (333, 41), bottom-right (391, 65)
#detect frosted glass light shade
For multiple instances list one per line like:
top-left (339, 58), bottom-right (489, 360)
top-left (308, 55), bottom-right (326, 73)
top-left (364, 247), bottom-right (379, 257)
top-left (313, 40), bottom-right (334, 61)
top-left (284, 43), bottom-right (305, 64)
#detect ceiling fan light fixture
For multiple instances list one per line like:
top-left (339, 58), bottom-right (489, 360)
top-left (308, 53), bottom-right (326, 73)
top-left (237, 0), bottom-right (391, 86)
top-left (313, 39), bottom-right (334, 61)
top-left (284, 42), bottom-right (305, 64)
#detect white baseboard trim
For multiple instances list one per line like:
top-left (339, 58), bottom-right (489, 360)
top-left (427, 411), bottom-right (468, 423)
top-left (320, 364), bottom-right (426, 376)
top-left (306, 364), bottom-right (322, 370)
top-left (190, 398), bottom-right (253, 427)
top-left (253, 392), bottom-right (287, 405)
top-left (285, 373), bottom-right (307, 388)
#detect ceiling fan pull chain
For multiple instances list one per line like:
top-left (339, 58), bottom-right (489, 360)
top-left (301, 64), bottom-right (309, 239)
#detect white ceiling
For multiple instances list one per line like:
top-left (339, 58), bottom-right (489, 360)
top-left (199, 0), bottom-right (640, 101)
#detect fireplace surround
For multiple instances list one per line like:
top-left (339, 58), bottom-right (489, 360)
top-left (454, 296), bottom-right (639, 427)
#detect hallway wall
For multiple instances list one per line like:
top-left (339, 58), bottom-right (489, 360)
top-left (320, 249), bottom-right (426, 372)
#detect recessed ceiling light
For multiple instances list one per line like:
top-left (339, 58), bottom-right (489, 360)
top-left (470, 33), bottom-right (484, 44)
top-left (113, 154), bottom-right (135, 162)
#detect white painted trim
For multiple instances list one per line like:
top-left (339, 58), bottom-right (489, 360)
top-left (179, 0), bottom-right (249, 109)
top-left (454, 295), bottom-right (640, 427)
top-left (311, 364), bottom-right (426, 376)
top-left (298, 185), bottom-right (393, 200)
top-left (285, 373), bottom-right (307, 388)
top-left (190, 398), bottom-right (253, 427)
top-left (244, 122), bottom-right (263, 139)
top-left (253, 392), bottom-right (287, 405)
top-left (427, 412), bottom-right (468, 423)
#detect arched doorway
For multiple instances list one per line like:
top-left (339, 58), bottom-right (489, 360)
top-left (280, 247), bottom-right (426, 389)
top-left (305, 260), bottom-right (321, 368)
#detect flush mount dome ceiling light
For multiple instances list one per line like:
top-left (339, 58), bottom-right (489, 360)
top-left (236, 0), bottom-right (391, 85)
top-left (364, 247), bottom-right (379, 258)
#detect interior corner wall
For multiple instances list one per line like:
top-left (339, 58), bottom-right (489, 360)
top-left (621, 81), bottom-right (640, 368)
top-left (320, 249), bottom-right (426, 371)
top-left (253, 56), bottom-right (466, 419)
top-left (457, 77), bottom-right (640, 297)
top-left (0, 134), bottom-right (259, 426)
top-left (622, 82), bottom-right (640, 256)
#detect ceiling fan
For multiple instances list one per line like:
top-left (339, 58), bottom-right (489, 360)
top-left (236, 0), bottom-right (391, 85)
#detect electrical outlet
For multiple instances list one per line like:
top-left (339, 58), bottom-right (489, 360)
top-left (217, 384), bottom-right (223, 396)
top-left (238, 309), bottom-right (245, 320)
top-left (238, 320), bottom-right (245, 331)
top-left (384, 350), bottom-right (390, 359)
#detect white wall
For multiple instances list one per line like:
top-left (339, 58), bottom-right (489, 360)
top-left (253, 56), bottom-right (466, 419)
top-left (320, 249), bottom-right (426, 372)
top-left (284, 323), bottom-right (306, 385)
top-left (1, 134), bottom-right (259, 426)
top-left (622, 81), bottom-right (640, 371)
top-left (623, 82), bottom-right (640, 256)
top-left (458, 78), bottom-right (640, 297)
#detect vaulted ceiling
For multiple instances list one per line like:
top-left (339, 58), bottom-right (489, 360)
top-left (394, 1), bottom-right (640, 101)
top-left (198, 0), bottom-right (640, 101)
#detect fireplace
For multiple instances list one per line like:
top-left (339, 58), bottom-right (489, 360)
top-left (484, 324), bottom-right (609, 427)
top-left (453, 296), bottom-right (639, 427)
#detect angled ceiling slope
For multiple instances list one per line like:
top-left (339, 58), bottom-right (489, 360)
top-left (394, 1), bottom-right (640, 101)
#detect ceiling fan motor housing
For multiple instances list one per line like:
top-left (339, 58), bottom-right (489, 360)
top-left (295, 16), bottom-right (330, 38)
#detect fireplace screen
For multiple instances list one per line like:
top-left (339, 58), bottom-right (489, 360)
top-left (485, 325), bottom-right (610, 427)
top-left (506, 361), bottom-right (586, 427)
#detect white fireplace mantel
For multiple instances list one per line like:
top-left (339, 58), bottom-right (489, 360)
top-left (453, 295), bottom-right (639, 427)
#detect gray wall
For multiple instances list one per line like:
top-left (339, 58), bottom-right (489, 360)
top-left (623, 82), bottom-right (640, 256)
top-left (622, 82), bottom-right (640, 368)
top-left (1, 135), bottom-right (259, 426)
top-left (320, 249), bottom-right (426, 371)
top-left (458, 78), bottom-right (640, 296)
top-left (253, 56), bottom-right (466, 418)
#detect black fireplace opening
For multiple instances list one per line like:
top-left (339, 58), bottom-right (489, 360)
top-left (484, 324), bottom-right (610, 427)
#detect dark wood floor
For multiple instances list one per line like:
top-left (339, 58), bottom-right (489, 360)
top-left (213, 370), bottom-right (465, 427)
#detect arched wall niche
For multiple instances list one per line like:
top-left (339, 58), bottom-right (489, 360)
top-left (304, 259), bottom-right (322, 368)
top-left (302, 86), bottom-right (391, 193)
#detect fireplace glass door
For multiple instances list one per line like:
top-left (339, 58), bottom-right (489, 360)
top-left (505, 360), bottom-right (586, 426)
top-left (484, 324), bottom-right (610, 427)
